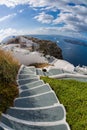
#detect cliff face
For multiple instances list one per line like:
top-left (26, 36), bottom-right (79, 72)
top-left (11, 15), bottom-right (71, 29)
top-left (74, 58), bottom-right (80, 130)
top-left (25, 37), bottom-right (63, 59)
top-left (4, 36), bottom-right (63, 59)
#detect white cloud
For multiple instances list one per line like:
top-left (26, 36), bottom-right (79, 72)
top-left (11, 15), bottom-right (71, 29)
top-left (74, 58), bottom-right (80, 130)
top-left (0, 0), bottom-right (87, 8)
top-left (0, 0), bottom-right (87, 38)
top-left (0, 13), bottom-right (16, 22)
top-left (28, 0), bottom-right (49, 7)
top-left (53, 12), bottom-right (80, 25)
top-left (34, 12), bottom-right (54, 24)
top-left (18, 9), bottom-right (24, 13)
top-left (54, 10), bottom-right (87, 31)
top-left (0, 28), bottom-right (23, 42)
top-left (0, 0), bottom-right (30, 7)
top-left (28, 0), bottom-right (87, 11)
top-left (34, 26), bottom-right (87, 39)
top-left (0, 28), bottom-right (36, 42)
top-left (37, 26), bottom-right (76, 34)
top-left (31, 0), bottom-right (87, 34)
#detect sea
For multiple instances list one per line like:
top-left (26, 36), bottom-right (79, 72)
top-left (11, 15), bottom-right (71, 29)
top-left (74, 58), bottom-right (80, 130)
top-left (30, 35), bottom-right (87, 67)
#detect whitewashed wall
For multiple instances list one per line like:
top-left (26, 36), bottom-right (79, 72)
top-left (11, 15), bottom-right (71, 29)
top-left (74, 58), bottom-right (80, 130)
top-left (13, 51), bottom-right (48, 65)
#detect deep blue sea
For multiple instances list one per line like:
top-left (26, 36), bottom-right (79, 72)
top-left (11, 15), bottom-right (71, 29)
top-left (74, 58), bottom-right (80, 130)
top-left (30, 35), bottom-right (87, 66)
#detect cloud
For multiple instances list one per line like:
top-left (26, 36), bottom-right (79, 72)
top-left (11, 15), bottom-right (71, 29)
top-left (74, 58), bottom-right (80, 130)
top-left (34, 12), bottom-right (54, 24)
top-left (0, 0), bottom-right (30, 7)
top-left (33, 2), bottom-right (87, 33)
top-left (18, 9), bottom-right (24, 13)
top-left (0, 27), bottom-right (86, 42)
top-left (53, 12), bottom-right (81, 25)
top-left (0, 28), bottom-right (35, 42)
top-left (53, 5), bottom-right (87, 32)
top-left (35, 26), bottom-right (87, 39)
top-left (31, 0), bottom-right (87, 34)
top-left (0, 13), bottom-right (16, 22)
top-left (0, 0), bottom-right (87, 38)
top-left (28, 0), bottom-right (87, 11)
top-left (0, 0), bottom-right (87, 8)
top-left (28, 0), bottom-right (49, 7)
top-left (0, 28), bottom-right (23, 42)
top-left (37, 26), bottom-right (76, 34)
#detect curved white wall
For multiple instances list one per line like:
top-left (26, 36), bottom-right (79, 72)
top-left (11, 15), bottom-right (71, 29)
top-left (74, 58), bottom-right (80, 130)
top-left (13, 52), bottom-right (48, 65)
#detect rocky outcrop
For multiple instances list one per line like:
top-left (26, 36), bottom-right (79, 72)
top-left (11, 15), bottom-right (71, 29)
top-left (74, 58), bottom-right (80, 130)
top-left (3, 36), bottom-right (63, 59)
top-left (25, 36), bottom-right (63, 59)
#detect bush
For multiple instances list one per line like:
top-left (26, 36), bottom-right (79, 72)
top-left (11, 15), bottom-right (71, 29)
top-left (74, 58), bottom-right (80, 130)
top-left (0, 49), bottom-right (19, 84)
top-left (0, 49), bottom-right (19, 114)
top-left (0, 84), bottom-right (19, 114)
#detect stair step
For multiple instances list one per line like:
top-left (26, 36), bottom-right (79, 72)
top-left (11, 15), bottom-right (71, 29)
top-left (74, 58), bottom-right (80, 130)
top-left (7, 104), bottom-right (65, 122)
top-left (18, 74), bottom-right (38, 80)
top-left (19, 84), bottom-right (51, 97)
top-left (14, 91), bottom-right (59, 108)
top-left (1, 114), bottom-right (70, 130)
top-left (17, 78), bottom-right (39, 86)
top-left (19, 80), bottom-right (44, 90)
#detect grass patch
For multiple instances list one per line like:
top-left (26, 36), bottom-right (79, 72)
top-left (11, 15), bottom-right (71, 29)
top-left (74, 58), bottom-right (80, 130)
top-left (41, 77), bottom-right (87, 130)
top-left (0, 49), bottom-right (19, 115)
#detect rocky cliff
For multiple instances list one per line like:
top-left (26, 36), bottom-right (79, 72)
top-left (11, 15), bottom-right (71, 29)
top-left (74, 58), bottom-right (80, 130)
top-left (24, 36), bottom-right (63, 59)
top-left (3, 36), bottom-right (63, 59)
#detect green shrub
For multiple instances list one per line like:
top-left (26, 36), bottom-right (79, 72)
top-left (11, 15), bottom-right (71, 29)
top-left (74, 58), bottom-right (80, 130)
top-left (0, 84), bottom-right (19, 114)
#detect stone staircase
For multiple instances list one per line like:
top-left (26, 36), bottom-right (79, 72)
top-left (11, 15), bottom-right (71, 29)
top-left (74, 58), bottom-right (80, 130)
top-left (0, 65), bottom-right (70, 130)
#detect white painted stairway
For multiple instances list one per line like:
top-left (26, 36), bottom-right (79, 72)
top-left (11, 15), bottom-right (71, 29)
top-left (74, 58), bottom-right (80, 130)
top-left (0, 65), bottom-right (70, 130)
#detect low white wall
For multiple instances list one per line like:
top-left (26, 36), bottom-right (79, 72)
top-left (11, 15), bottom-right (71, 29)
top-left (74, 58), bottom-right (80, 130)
top-left (49, 73), bottom-right (87, 79)
top-left (13, 52), bottom-right (48, 65)
top-left (53, 60), bottom-right (75, 72)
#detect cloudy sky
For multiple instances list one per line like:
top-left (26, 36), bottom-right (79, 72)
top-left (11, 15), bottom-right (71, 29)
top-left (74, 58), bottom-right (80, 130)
top-left (0, 0), bottom-right (87, 41)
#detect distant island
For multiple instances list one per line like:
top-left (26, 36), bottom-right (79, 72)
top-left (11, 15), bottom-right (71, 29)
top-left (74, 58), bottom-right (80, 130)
top-left (64, 39), bottom-right (87, 47)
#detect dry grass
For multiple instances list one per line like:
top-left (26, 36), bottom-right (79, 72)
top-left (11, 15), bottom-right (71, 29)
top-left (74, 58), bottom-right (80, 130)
top-left (29, 63), bottom-right (52, 68)
top-left (0, 49), bottom-right (20, 84)
top-left (0, 49), bottom-right (19, 114)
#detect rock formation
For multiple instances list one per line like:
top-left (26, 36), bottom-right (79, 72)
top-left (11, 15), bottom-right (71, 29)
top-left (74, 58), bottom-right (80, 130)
top-left (25, 36), bottom-right (63, 59)
top-left (3, 36), bottom-right (63, 59)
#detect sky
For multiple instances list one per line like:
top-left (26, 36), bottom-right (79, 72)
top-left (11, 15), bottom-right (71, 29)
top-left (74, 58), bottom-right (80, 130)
top-left (0, 0), bottom-right (87, 41)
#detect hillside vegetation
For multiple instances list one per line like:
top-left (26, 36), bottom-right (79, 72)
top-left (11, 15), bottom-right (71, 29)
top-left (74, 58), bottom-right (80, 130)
top-left (0, 49), bottom-right (19, 115)
top-left (41, 77), bottom-right (87, 130)
top-left (26, 36), bottom-right (63, 59)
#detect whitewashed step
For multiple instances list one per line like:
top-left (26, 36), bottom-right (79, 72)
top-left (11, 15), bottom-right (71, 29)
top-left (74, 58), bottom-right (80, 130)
top-left (0, 122), bottom-right (14, 130)
top-left (7, 104), bottom-right (65, 122)
top-left (0, 126), bottom-right (4, 130)
top-left (19, 69), bottom-right (35, 75)
top-left (23, 66), bottom-right (36, 73)
top-left (14, 91), bottom-right (59, 108)
top-left (36, 68), bottom-right (44, 76)
top-left (1, 114), bottom-right (70, 130)
top-left (19, 80), bottom-right (44, 90)
top-left (48, 68), bottom-right (63, 75)
top-left (19, 84), bottom-right (51, 97)
top-left (18, 74), bottom-right (38, 80)
top-left (17, 77), bottom-right (39, 86)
